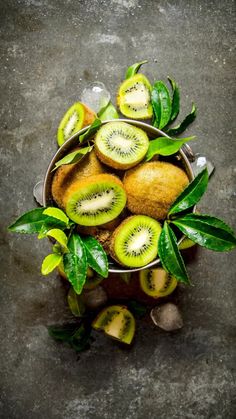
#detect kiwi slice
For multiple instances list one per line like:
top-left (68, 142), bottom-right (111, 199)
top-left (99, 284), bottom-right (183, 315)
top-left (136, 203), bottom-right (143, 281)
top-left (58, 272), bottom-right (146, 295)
top-left (92, 305), bottom-right (135, 344)
top-left (139, 268), bottom-right (177, 298)
top-left (57, 102), bottom-right (85, 147)
top-left (65, 174), bottom-right (126, 226)
top-left (110, 215), bottom-right (162, 268)
top-left (179, 237), bottom-right (196, 250)
top-left (95, 121), bottom-right (149, 170)
top-left (117, 74), bottom-right (153, 119)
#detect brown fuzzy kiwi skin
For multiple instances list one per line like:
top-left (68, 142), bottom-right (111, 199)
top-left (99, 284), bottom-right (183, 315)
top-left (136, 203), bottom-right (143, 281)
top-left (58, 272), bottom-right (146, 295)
top-left (51, 150), bottom-right (105, 209)
top-left (123, 161), bottom-right (189, 220)
top-left (82, 103), bottom-right (96, 126)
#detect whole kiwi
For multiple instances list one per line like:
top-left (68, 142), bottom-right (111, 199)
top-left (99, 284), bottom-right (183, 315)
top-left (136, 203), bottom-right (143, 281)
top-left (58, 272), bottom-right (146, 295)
top-left (123, 161), bottom-right (189, 220)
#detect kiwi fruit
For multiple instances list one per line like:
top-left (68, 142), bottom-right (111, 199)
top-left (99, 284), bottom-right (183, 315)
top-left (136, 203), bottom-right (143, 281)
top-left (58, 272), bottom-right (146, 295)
top-left (110, 215), bottom-right (162, 268)
top-left (123, 161), bottom-right (189, 220)
top-left (92, 305), bottom-right (135, 344)
top-left (64, 174), bottom-right (127, 226)
top-left (179, 237), bottom-right (196, 250)
top-left (117, 74), bottom-right (153, 119)
top-left (57, 102), bottom-right (96, 147)
top-left (51, 150), bottom-right (105, 209)
top-left (94, 121), bottom-right (149, 169)
top-left (139, 268), bottom-right (177, 298)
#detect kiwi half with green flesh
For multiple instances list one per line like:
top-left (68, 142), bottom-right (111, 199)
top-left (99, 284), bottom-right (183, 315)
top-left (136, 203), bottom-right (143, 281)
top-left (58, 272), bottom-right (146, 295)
top-left (117, 74), bottom-right (153, 119)
top-left (51, 149), bottom-right (105, 209)
top-left (110, 215), bottom-right (162, 268)
top-left (179, 237), bottom-right (196, 250)
top-left (94, 121), bottom-right (149, 170)
top-left (139, 268), bottom-right (177, 298)
top-left (92, 305), bottom-right (135, 344)
top-left (57, 102), bottom-right (96, 147)
top-left (65, 174), bottom-right (127, 226)
top-left (124, 161), bottom-right (189, 220)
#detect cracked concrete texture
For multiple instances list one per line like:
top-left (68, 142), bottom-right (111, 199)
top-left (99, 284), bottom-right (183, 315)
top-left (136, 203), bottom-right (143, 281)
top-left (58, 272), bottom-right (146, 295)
top-left (0, 0), bottom-right (236, 418)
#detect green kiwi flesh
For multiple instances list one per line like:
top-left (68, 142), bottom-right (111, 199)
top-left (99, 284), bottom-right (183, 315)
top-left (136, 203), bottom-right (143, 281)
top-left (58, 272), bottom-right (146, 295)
top-left (57, 102), bottom-right (85, 147)
top-left (92, 305), bottom-right (135, 344)
top-left (139, 268), bottom-right (177, 298)
top-left (111, 215), bottom-right (162, 268)
top-left (117, 74), bottom-right (153, 119)
top-left (65, 174), bottom-right (127, 226)
top-left (95, 121), bottom-right (149, 169)
top-left (179, 237), bottom-right (196, 250)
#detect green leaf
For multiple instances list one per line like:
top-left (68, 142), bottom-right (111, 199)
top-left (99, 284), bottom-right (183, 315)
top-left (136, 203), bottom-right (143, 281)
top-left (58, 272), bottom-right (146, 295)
top-left (81, 236), bottom-right (108, 278)
top-left (145, 135), bottom-right (195, 160)
top-left (168, 77), bottom-right (180, 122)
top-left (43, 207), bottom-right (69, 225)
top-left (48, 322), bottom-right (93, 353)
top-left (67, 287), bottom-right (85, 317)
top-left (172, 214), bottom-right (236, 252)
top-left (63, 253), bottom-right (87, 294)
top-left (98, 102), bottom-right (119, 121)
top-left (166, 103), bottom-right (197, 135)
top-left (63, 233), bottom-right (88, 294)
top-left (168, 168), bottom-right (208, 216)
top-left (158, 222), bottom-right (190, 284)
top-left (8, 208), bottom-right (65, 234)
top-left (79, 118), bottom-right (102, 143)
top-left (41, 253), bottom-right (62, 275)
top-left (46, 229), bottom-right (68, 249)
top-left (151, 81), bottom-right (172, 129)
top-left (125, 60), bottom-right (148, 79)
top-left (120, 272), bottom-right (131, 284)
top-left (52, 145), bottom-right (93, 171)
top-left (128, 300), bottom-right (147, 318)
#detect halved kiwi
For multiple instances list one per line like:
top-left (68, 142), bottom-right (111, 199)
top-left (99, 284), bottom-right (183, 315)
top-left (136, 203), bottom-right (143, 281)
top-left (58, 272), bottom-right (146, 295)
top-left (95, 121), bottom-right (149, 169)
top-left (117, 74), bottom-right (153, 119)
top-left (51, 149), bottom-right (105, 209)
top-left (139, 268), bottom-right (177, 298)
top-left (57, 102), bottom-right (96, 147)
top-left (65, 174), bottom-right (127, 226)
top-left (92, 305), bottom-right (135, 344)
top-left (110, 215), bottom-right (162, 268)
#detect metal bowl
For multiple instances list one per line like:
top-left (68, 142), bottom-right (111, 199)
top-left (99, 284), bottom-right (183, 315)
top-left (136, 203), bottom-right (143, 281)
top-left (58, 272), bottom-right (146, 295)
top-left (43, 119), bottom-right (194, 274)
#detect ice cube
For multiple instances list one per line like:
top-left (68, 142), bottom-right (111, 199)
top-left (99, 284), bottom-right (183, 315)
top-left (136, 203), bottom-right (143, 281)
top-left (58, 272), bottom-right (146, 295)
top-left (80, 82), bottom-right (111, 114)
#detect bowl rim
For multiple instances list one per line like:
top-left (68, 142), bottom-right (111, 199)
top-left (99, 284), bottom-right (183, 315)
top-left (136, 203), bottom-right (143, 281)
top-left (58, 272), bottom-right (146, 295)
top-left (43, 119), bottom-right (195, 274)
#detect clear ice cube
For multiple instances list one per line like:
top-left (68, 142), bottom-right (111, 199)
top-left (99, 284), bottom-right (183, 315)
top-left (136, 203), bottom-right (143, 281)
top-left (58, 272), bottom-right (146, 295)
top-left (80, 82), bottom-right (111, 114)
top-left (191, 154), bottom-right (215, 177)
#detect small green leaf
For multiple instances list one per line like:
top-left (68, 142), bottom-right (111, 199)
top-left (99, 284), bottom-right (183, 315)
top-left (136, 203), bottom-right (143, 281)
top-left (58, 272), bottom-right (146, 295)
top-left (145, 136), bottom-right (195, 160)
top-left (168, 77), bottom-right (180, 122)
top-left (172, 214), bottom-right (236, 252)
top-left (168, 168), bottom-right (208, 216)
top-left (67, 287), bottom-right (85, 317)
top-left (43, 207), bottom-right (69, 226)
top-left (120, 272), bottom-right (131, 284)
top-left (158, 222), bottom-right (190, 284)
top-left (151, 81), bottom-right (172, 129)
top-left (166, 103), bottom-right (197, 136)
top-left (125, 60), bottom-right (148, 79)
top-left (46, 229), bottom-right (68, 249)
top-left (8, 208), bottom-right (65, 234)
top-left (41, 253), bottom-right (62, 275)
top-left (128, 300), bottom-right (147, 318)
top-left (63, 253), bottom-right (87, 294)
top-left (98, 102), bottom-right (119, 121)
top-left (52, 145), bottom-right (93, 171)
top-left (82, 236), bottom-right (108, 278)
top-left (48, 322), bottom-right (93, 353)
top-left (79, 118), bottom-right (102, 143)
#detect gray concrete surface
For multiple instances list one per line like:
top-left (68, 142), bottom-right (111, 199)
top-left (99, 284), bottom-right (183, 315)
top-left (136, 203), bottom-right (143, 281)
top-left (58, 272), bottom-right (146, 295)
top-left (0, 0), bottom-right (236, 418)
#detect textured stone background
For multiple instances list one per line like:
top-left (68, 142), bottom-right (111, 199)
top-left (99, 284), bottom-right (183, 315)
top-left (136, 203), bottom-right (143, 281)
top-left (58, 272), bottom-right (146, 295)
top-left (0, 1), bottom-right (236, 418)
